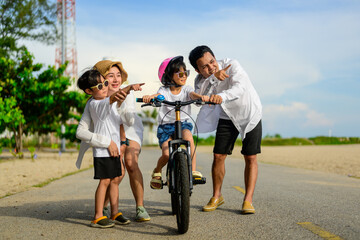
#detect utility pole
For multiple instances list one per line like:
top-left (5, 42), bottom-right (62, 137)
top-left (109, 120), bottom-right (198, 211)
top-left (55, 0), bottom-right (77, 152)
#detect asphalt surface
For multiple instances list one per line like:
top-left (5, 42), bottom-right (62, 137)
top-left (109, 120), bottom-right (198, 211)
top-left (0, 148), bottom-right (359, 239)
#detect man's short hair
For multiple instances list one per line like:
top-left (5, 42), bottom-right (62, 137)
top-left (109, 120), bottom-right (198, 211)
top-left (189, 45), bottom-right (215, 71)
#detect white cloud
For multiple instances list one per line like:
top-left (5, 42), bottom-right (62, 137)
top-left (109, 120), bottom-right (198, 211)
top-left (197, 7), bottom-right (359, 98)
top-left (305, 110), bottom-right (334, 127)
top-left (263, 102), bottom-right (334, 136)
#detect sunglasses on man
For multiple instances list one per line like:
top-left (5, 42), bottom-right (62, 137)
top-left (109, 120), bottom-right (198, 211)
top-left (90, 79), bottom-right (109, 90)
top-left (176, 70), bottom-right (190, 78)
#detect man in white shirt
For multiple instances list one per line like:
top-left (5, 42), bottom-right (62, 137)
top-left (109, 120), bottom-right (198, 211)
top-left (189, 45), bottom-right (262, 214)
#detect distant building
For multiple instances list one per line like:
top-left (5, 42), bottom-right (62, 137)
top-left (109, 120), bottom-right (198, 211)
top-left (141, 117), bottom-right (159, 145)
top-left (141, 117), bottom-right (158, 145)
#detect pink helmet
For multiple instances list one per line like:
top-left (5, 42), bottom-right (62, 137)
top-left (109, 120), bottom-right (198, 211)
top-left (158, 56), bottom-right (183, 85)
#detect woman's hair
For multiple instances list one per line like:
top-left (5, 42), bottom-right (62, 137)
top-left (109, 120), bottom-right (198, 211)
top-left (189, 45), bottom-right (215, 71)
top-left (77, 69), bottom-right (102, 93)
top-left (162, 58), bottom-right (186, 87)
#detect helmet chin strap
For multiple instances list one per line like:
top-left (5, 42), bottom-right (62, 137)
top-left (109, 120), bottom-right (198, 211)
top-left (166, 80), bottom-right (181, 88)
top-left (169, 82), bottom-right (182, 88)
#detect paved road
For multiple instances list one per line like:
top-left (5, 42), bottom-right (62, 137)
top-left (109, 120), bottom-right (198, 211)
top-left (0, 148), bottom-right (359, 239)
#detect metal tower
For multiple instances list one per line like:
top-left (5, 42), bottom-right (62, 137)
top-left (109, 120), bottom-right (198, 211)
top-left (55, 0), bottom-right (77, 89)
top-left (55, 0), bottom-right (77, 152)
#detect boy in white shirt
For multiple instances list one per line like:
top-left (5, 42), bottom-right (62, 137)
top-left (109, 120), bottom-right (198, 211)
top-left (77, 69), bottom-right (138, 228)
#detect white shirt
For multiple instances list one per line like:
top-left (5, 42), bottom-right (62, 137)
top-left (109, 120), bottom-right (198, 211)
top-left (157, 85), bottom-right (193, 125)
top-left (88, 97), bottom-right (123, 157)
top-left (118, 89), bottom-right (144, 145)
top-left (75, 92), bottom-right (143, 169)
top-left (195, 58), bottom-right (262, 140)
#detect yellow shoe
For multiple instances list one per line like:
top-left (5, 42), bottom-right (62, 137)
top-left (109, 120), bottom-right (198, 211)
top-left (242, 201), bottom-right (255, 214)
top-left (202, 196), bottom-right (224, 212)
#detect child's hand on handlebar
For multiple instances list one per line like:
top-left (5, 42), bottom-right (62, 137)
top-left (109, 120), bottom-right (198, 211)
top-left (142, 93), bottom-right (160, 103)
top-left (142, 95), bottom-right (153, 103)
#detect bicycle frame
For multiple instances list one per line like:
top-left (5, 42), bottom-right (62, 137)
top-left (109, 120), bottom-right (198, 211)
top-left (167, 136), bottom-right (193, 194)
top-left (137, 95), bottom-right (212, 234)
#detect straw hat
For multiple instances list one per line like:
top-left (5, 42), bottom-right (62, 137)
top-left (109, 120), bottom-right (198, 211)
top-left (93, 60), bottom-right (128, 83)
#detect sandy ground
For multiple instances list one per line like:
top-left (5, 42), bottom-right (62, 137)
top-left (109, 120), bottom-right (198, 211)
top-left (197, 145), bottom-right (360, 178)
top-left (1, 145), bottom-right (359, 198)
top-left (0, 150), bottom-right (94, 198)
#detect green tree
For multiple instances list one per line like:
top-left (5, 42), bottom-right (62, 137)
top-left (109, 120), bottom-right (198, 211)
top-left (0, 0), bottom-right (57, 57)
top-left (0, 49), bottom-right (86, 156)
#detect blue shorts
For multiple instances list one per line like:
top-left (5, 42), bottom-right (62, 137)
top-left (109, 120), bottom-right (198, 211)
top-left (157, 122), bottom-right (193, 148)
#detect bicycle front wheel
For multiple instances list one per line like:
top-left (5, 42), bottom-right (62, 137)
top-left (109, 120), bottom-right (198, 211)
top-left (173, 151), bottom-right (190, 234)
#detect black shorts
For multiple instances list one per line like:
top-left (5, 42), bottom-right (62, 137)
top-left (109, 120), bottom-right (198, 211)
top-left (93, 156), bottom-right (122, 179)
top-left (213, 119), bottom-right (262, 156)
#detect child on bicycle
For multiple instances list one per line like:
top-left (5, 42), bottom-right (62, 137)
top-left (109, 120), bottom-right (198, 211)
top-left (142, 56), bottom-right (208, 189)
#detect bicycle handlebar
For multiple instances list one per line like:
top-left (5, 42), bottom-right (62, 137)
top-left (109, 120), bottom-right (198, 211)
top-left (136, 95), bottom-right (216, 108)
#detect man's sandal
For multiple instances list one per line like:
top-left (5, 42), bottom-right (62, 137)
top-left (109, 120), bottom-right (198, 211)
top-left (150, 171), bottom-right (163, 189)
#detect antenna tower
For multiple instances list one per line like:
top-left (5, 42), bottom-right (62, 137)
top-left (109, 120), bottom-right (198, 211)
top-left (55, 0), bottom-right (77, 89)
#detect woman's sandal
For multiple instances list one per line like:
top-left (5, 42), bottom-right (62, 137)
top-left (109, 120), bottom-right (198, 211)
top-left (150, 171), bottom-right (163, 189)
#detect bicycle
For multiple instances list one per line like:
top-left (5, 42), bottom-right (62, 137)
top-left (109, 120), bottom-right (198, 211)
top-left (137, 95), bottom-right (212, 234)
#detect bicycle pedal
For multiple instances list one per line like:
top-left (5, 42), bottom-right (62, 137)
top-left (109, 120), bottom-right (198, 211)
top-left (193, 177), bottom-right (206, 185)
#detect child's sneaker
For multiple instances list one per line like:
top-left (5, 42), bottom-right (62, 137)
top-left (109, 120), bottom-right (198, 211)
top-left (112, 212), bottom-right (131, 225)
top-left (135, 206), bottom-right (151, 222)
top-left (90, 216), bottom-right (115, 228)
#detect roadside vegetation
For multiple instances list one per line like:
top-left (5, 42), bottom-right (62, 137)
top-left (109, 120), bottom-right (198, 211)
top-left (194, 134), bottom-right (360, 146)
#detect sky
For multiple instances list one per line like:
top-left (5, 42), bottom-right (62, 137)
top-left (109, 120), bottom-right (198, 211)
top-left (25, 0), bottom-right (360, 138)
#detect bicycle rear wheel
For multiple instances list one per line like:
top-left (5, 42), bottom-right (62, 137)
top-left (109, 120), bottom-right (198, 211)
top-left (173, 151), bottom-right (190, 234)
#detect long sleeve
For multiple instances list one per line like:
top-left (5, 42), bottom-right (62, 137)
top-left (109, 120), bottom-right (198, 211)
top-left (117, 90), bottom-right (136, 126)
top-left (216, 59), bottom-right (246, 103)
top-left (76, 100), bottom-right (111, 148)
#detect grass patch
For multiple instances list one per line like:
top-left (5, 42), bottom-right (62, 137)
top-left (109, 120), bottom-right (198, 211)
top-left (32, 166), bottom-right (93, 188)
top-left (309, 136), bottom-right (360, 145)
top-left (0, 165), bottom-right (93, 199)
top-left (348, 175), bottom-right (360, 180)
top-left (192, 135), bottom-right (360, 146)
top-left (261, 137), bottom-right (313, 146)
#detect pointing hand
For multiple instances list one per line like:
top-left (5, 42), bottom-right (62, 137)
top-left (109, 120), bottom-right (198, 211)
top-left (214, 64), bottom-right (231, 81)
